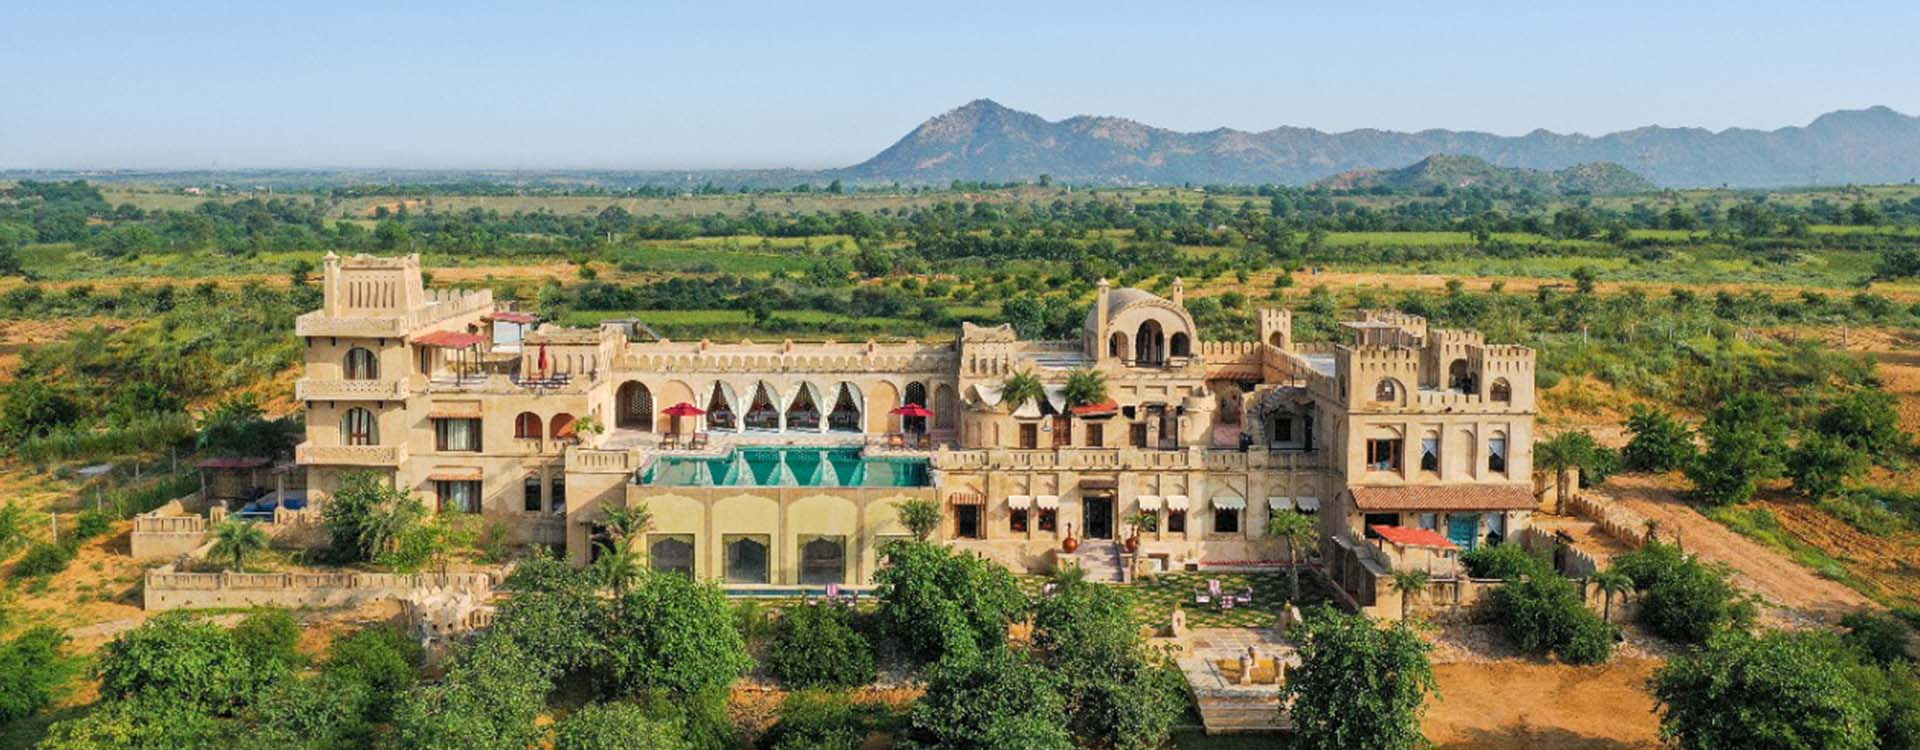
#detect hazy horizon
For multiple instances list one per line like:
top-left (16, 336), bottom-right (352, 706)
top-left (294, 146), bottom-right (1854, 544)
top-left (5, 1), bottom-right (1917, 171)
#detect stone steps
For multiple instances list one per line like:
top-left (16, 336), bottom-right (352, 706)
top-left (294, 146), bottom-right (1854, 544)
top-left (1073, 540), bottom-right (1125, 582)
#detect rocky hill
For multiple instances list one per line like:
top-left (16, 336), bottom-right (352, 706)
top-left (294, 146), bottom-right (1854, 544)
top-left (835, 99), bottom-right (1920, 188)
top-left (1312, 155), bottom-right (1657, 195)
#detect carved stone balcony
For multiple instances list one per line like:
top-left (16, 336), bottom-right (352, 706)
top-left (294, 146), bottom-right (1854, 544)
top-left (295, 442), bottom-right (406, 467)
top-left (295, 378), bottom-right (408, 402)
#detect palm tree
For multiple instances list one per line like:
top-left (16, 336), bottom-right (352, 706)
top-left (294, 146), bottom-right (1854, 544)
top-left (600, 503), bottom-right (653, 551)
top-left (593, 544), bottom-right (644, 599)
top-left (1062, 367), bottom-right (1108, 408)
top-left (1000, 370), bottom-right (1046, 412)
top-left (1536, 430), bottom-right (1599, 515)
top-left (1390, 569), bottom-right (1431, 622)
top-left (210, 519), bottom-right (269, 571)
top-left (1594, 569), bottom-right (1634, 623)
top-left (1266, 510), bottom-right (1319, 602)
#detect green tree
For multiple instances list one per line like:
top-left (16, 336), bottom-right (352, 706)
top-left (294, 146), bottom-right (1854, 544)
top-left (999, 370), bottom-right (1046, 412)
top-left (1787, 432), bottom-right (1866, 500)
top-left (0, 379), bottom-right (81, 440)
top-left (209, 518), bottom-right (269, 571)
top-left (1389, 569), bottom-right (1431, 621)
top-left (1613, 541), bottom-right (1755, 644)
top-left (761, 690), bottom-right (873, 750)
top-left (321, 471), bottom-right (426, 563)
top-left (1622, 405), bottom-right (1697, 472)
top-left (1815, 389), bottom-right (1909, 465)
top-left (319, 623), bottom-right (422, 723)
top-left (552, 702), bottom-right (690, 750)
top-left (0, 626), bottom-right (70, 723)
top-left (894, 497), bottom-right (940, 541)
top-left (1686, 393), bottom-right (1789, 506)
top-left (230, 609), bottom-right (304, 673)
top-left (1285, 606), bottom-right (1437, 750)
top-left (767, 604), bottom-right (876, 689)
top-left (1030, 574), bottom-right (1186, 750)
top-left (599, 572), bottom-right (753, 701)
top-left (37, 695), bottom-right (224, 750)
top-left (94, 611), bottom-right (269, 714)
top-left (1653, 630), bottom-right (1883, 750)
top-left (374, 219), bottom-right (410, 250)
top-left (906, 648), bottom-right (1073, 750)
top-left (873, 541), bottom-right (1024, 663)
top-left (1266, 510), bottom-right (1319, 602)
top-left (1839, 610), bottom-right (1915, 668)
top-left (391, 634), bottom-right (547, 750)
top-left (1536, 430), bottom-right (1607, 513)
top-left (195, 393), bottom-right (290, 458)
top-left (1487, 573), bottom-right (1614, 664)
top-left (1593, 568), bottom-right (1634, 624)
top-left (1062, 367), bottom-right (1108, 408)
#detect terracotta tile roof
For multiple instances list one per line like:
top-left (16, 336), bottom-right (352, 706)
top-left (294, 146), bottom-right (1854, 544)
top-left (1069, 399), bottom-right (1119, 416)
top-left (485, 311), bottom-right (538, 324)
top-left (1369, 525), bottom-right (1459, 551)
top-left (414, 330), bottom-right (487, 348)
top-left (1350, 484), bottom-right (1536, 512)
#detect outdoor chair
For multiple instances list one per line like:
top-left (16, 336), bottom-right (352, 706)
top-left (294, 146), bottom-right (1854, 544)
top-left (687, 432), bottom-right (709, 450)
top-left (661, 433), bottom-right (681, 450)
top-left (1235, 588), bottom-right (1253, 605)
top-left (1193, 588), bottom-right (1211, 606)
top-left (887, 432), bottom-right (906, 448)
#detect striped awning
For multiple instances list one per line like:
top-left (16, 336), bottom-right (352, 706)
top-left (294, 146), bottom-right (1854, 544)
top-left (1137, 495), bottom-right (1163, 511)
top-left (1165, 495), bottom-right (1190, 511)
top-left (1035, 495), bottom-right (1060, 510)
top-left (1007, 495), bottom-right (1033, 510)
top-left (1212, 495), bottom-right (1247, 511)
top-left (948, 492), bottom-right (985, 506)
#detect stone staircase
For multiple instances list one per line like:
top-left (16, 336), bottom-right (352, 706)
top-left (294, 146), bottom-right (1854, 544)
top-left (1073, 540), bottom-right (1125, 582)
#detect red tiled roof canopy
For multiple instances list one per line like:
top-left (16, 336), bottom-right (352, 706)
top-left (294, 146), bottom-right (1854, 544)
top-left (414, 331), bottom-right (487, 348)
top-left (196, 457), bottom-right (271, 470)
top-left (486, 311), bottom-right (538, 324)
top-left (1369, 525), bottom-right (1459, 551)
top-left (1350, 484), bottom-right (1536, 512)
top-left (1070, 399), bottom-right (1119, 416)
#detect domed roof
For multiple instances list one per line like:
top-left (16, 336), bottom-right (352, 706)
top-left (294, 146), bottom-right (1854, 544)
top-left (1084, 287), bottom-right (1165, 331)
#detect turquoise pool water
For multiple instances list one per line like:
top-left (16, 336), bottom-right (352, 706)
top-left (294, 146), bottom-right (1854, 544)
top-left (641, 446), bottom-right (931, 488)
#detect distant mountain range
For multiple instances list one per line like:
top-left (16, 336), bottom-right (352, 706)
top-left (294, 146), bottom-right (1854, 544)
top-left (1311, 155), bottom-right (1657, 195)
top-left (833, 99), bottom-right (1920, 188)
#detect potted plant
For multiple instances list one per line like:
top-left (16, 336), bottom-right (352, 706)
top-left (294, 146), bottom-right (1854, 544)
top-left (1125, 511), bottom-right (1158, 552)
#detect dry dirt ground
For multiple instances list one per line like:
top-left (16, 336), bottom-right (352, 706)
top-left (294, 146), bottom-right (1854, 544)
top-left (1425, 659), bottom-right (1663, 750)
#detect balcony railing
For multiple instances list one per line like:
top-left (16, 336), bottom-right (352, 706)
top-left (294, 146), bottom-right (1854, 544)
top-left (295, 442), bottom-right (406, 466)
top-left (295, 378), bottom-right (408, 402)
top-left (931, 447), bottom-right (1326, 473)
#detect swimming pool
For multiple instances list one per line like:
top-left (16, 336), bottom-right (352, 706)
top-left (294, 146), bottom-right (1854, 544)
top-left (641, 446), bottom-right (932, 488)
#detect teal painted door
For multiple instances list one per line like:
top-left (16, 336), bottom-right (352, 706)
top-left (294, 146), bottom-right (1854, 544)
top-left (1447, 514), bottom-right (1482, 550)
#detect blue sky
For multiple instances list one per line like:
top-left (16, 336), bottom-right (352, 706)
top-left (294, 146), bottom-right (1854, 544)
top-left (3, 1), bottom-right (1916, 170)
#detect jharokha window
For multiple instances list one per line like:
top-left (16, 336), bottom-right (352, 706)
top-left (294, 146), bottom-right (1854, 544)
top-left (514, 412), bottom-right (543, 440)
top-left (341, 407), bottom-right (377, 445)
top-left (1489, 436), bottom-right (1509, 473)
top-left (343, 347), bottom-right (378, 380)
top-left (1420, 437), bottom-right (1440, 472)
top-left (1366, 438), bottom-right (1402, 472)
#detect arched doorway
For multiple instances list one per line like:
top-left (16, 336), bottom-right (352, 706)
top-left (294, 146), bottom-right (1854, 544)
top-left (706, 382), bottom-right (739, 431)
top-left (786, 383), bottom-right (822, 431)
top-left (617, 381), bottom-right (653, 431)
top-left (933, 384), bottom-right (958, 430)
top-left (1109, 331), bottom-right (1130, 361)
top-left (798, 536), bottom-right (846, 585)
top-left (1135, 320), bottom-right (1165, 365)
top-left (745, 382), bottom-right (781, 431)
top-left (1448, 359), bottom-right (1472, 392)
top-left (1170, 332), bottom-right (1191, 358)
top-left (828, 383), bottom-right (862, 433)
top-left (903, 381), bottom-right (928, 434)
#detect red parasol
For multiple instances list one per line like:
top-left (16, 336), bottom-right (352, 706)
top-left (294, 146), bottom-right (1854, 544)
top-left (661, 402), bottom-right (706, 417)
top-left (890, 403), bottom-right (933, 418)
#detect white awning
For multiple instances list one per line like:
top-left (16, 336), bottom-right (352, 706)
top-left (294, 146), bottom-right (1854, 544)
top-left (1044, 384), bottom-right (1068, 413)
top-left (1267, 496), bottom-right (1290, 510)
top-left (1137, 495), bottom-right (1163, 511)
top-left (1212, 495), bottom-right (1247, 511)
top-left (1035, 495), bottom-right (1060, 510)
top-left (1008, 495), bottom-right (1033, 510)
top-left (1165, 495), bottom-right (1190, 511)
top-left (1011, 398), bottom-right (1043, 419)
top-left (968, 383), bottom-right (1003, 407)
top-left (1295, 496), bottom-right (1321, 512)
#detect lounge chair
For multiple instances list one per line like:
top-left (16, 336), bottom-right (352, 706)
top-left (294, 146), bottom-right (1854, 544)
top-left (1235, 587), bottom-right (1253, 605)
top-left (887, 432), bottom-right (906, 448)
top-left (1194, 588), bottom-right (1211, 606)
top-left (687, 432), bottom-right (709, 450)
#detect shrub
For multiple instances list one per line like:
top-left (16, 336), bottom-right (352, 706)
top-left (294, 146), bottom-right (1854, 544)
top-left (1787, 433), bottom-right (1866, 500)
top-left (320, 623), bottom-right (422, 722)
top-left (1461, 542), bottom-right (1551, 580)
top-left (1030, 575), bottom-right (1186, 750)
top-left (391, 634), bottom-right (548, 750)
top-left (1840, 610), bottom-right (1914, 667)
top-left (907, 648), bottom-right (1072, 750)
top-left (13, 540), bottom-right (75, 577)
top-left (1285, 606), bottom-right (1436, 750)
top-left (761, 691), bottom-right (875, 750)
top-left (873, 541), bottom-right (1025, 663)
top-left (1613, 542), bottom-right (1754, 644)
top-left (321, 470), bottom-right (426, 563)
top-left (36, 695), bottom-right (224, 750)
top-left (95, 611), bottom-right (268, 714)
top-left (1622, 405), bottom-right (1697, 472)
top-left (1486, 574), bottom-right (1614, 664)
top-left (1685, 393), bottom-right (1788, 506)
top-left (600, 572), bottom-right (753, 701)
top-left (239, 671), bottom-right (375, 750)
top-left (552, 701), bottom-right (689, 750)
top-left (0, 625), bottom-right (69, 723)
top-left (767, 604), bottom-right (876, 689)
top-left (71, 510), bottom-right (113, 542)
top-left (231, 609), bottom-right (305, 672)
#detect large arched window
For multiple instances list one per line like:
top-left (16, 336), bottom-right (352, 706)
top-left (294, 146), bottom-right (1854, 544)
top-left (342, 407), bottom-right (377, 445)
top-left (551, 413), bottom-right (577, 440)
top-left (933, 384), bottom-right (958, 430)
top-left (514, 411), bottom-right (543, 439)
top-left (651, 535), bottom-right (694, 576)
top-left (1108, 331), bottom-right (1130, 360)
top-left (617, 381), bottom-right (653, 431)
top-left (1447, 359), bottom-right (1472, 392)
top-left (725, 536), bottom-right (769, 584)
top-left (799, 536), bottom-right (847, 585)
top-left (1489, 378), bottom-right (1513, 403)
top-left (1374, 378), bottom-right (1402, 403)
top-left (1170, 332), bottom-right (1191, 358)
top-left (343, 347), bottom-right (378, 380)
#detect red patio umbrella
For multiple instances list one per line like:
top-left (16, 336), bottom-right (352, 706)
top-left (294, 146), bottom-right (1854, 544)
top-left (662, 402), bottom-right (706, 436)
top-left (890, 403), bottom-right (933, 418)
